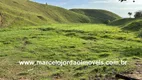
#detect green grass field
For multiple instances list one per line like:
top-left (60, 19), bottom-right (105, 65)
top-left (0, 24), bottom-right (142, 80)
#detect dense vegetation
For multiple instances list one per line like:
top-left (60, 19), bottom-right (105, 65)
top-left (134, 10), bottom-right (142, 18)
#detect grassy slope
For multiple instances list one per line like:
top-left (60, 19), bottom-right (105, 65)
top-left (110, 18), bottom-right (142, 26)
top-left (70, 9), bottom-right (121, 23)
top-left (0, 24), bottom-right (142, 80)
top-left (110, 18), bottom-right (142, 31)
top-left (123, 20), bottom-right (142, 31)
top-left (0, 0), bottom-right (90, 27)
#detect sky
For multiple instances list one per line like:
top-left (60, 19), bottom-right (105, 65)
top-left (33, 0), bottom-right (142, 18)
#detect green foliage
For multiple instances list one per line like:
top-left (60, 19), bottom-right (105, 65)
top-left (104, 20), bottom-right (111, 24)
top-left (134, 10), bottom-right (142, 18)
top-left (128, 12), bottom-right (132, 18)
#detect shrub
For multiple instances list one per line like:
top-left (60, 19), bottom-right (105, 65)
top-left (104, 20), bottom-right (111, 24)
top-left (134, 10), bottom-right (142, 18)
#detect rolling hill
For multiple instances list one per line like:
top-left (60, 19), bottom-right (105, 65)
top-left (123, 20), bottom-right (142, 31)
top-left (109, 18), bottom-right (139, 27)
top-left (0, 0), bottom-right (90, 27)
top-left (0, 0), bottom-right (122, 27)
top-left (70, 9), bottom-right (121, 23)
top-left (109, 18), bottom-right (142, 31)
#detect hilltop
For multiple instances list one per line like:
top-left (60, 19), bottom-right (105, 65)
top-left (70, 9), bottom-right (121, 23)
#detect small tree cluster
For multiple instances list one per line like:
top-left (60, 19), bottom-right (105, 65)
top-left (134, 11), bottom-right (142, 18)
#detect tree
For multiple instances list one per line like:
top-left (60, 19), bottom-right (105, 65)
top-left (128, 12), bottom-right (132, 18)
top-left (134, 11), bottom-right (142, 18)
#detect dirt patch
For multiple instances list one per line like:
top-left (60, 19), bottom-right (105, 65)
top-left (116, 60), bottom-right (142, 80)
top-left (124, 60), bottom-right (142, 80)
top-left (0, 78), bottom-right (8, 80)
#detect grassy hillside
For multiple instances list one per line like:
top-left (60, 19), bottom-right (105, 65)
top-left (110, 18), bottom-right (142, 26)
top-left (0, 0), bottom-right (123, 27)
top-left (110, 18), bottom-right (142, 31)
top-left (0, 0), bottom-right (90, 27)
top-left (70, 9), bottom-right (121, 23)
top-left (123, 20), bottom-right (142, 31)
top-left (0, 24), bottom-right (142, 80)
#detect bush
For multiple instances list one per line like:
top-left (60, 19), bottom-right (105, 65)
top-left (104, 20), bottom-right (111, 24)
top-left (134, 10), bottom-right (142, 18)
